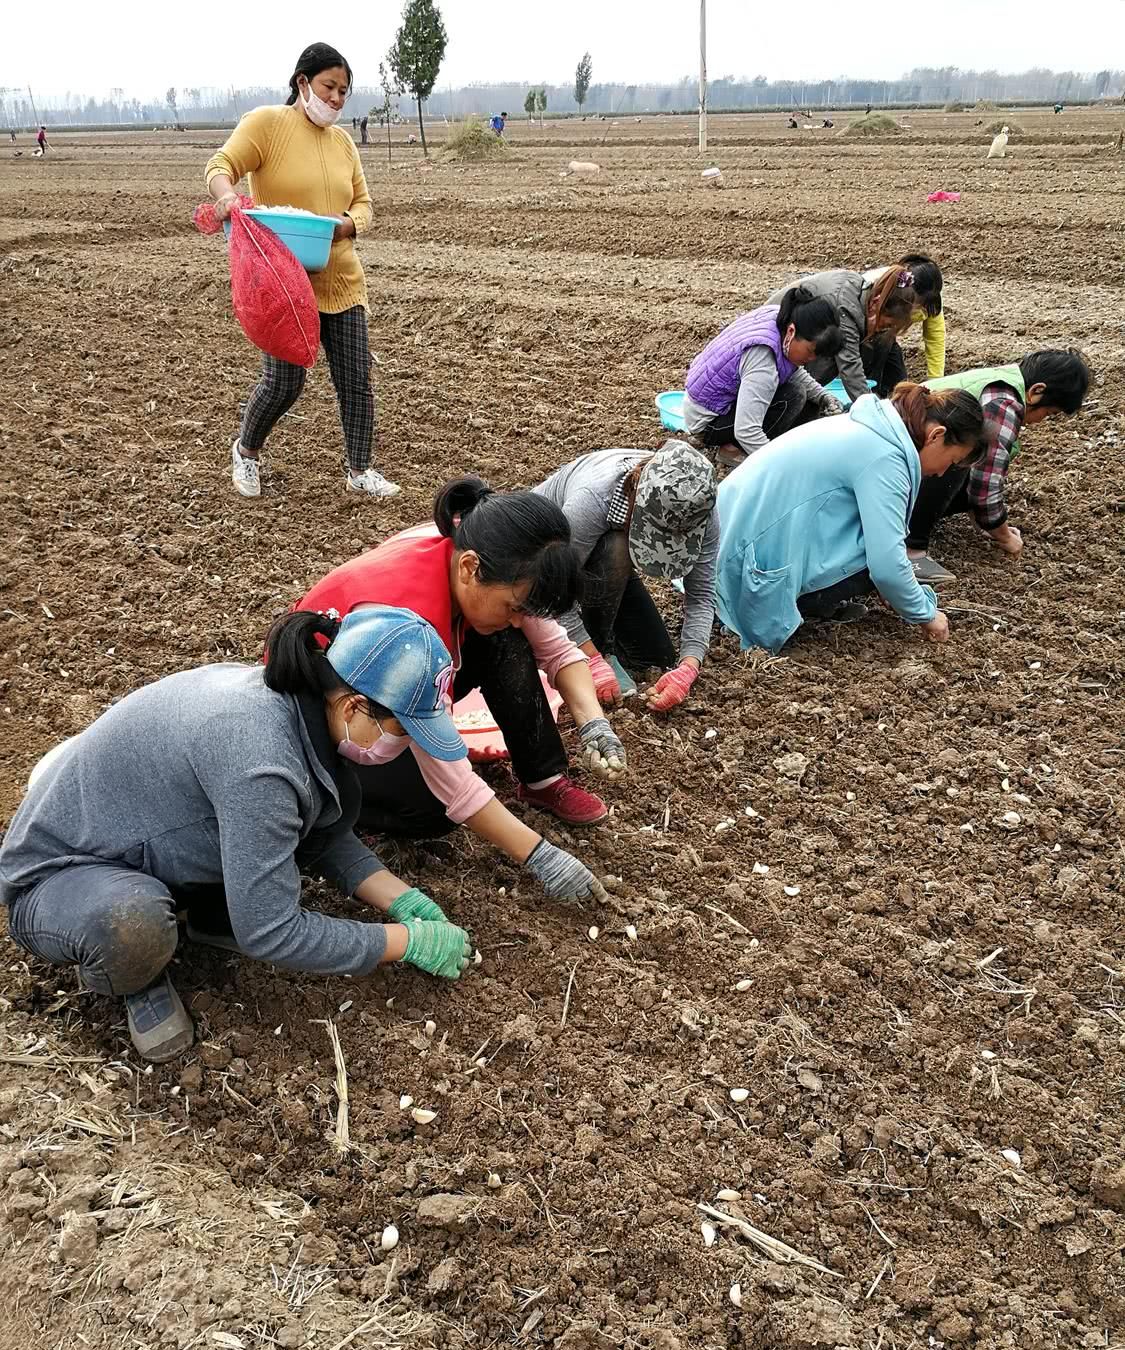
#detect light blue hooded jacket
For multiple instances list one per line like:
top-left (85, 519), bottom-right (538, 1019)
top-left (716, 395), bottom-right (938, 652)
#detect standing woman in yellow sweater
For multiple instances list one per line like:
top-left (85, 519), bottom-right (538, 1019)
top-left (205, 43), bottom-right (400, 500)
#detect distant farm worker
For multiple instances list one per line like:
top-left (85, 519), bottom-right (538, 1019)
top-left (907, 350), bottom-right (1090, 583)
top-left (767, 265), bottom-right (921, 406)
top-left (715, 384), bottom-right (984, 652)
top-left (533, 441), bottom-right (717, 713)
top-left (0, 607), bottom-right (477, 1064)
top-left (860, 254), bottom-right (947, 388)
top-left (682, 286), bottom-right (845, 467)
top-left (360, 114), bottom-right (369, 144)
top-left (490, 112), bottom-right (508, 135)
top-left (36, 125), bottom-right (47, 153)
top-left (206, 42), bottom-right (401, 500)
top-left (297, 477), bottom-right (620, 895)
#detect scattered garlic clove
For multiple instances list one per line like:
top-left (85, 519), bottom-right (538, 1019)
top-left (752, 862), bottom-right (769, 875)
top-left (1002, 811), bottom-right (1022, 825)
top-left (487, 1172), bottom-right (502, 1189)
top-left (1001, 777), bottom-right (1011, 792)
top-left (744, 805), bottom-right (759, 818)
top-left (701, 1222), bottom-right (717, 1247)
top-left (473, 950), bottom-right (483, 965)
top-left (498, 886), bottom-right (506, 897)
top-left (399, 1094), bottom-right (414, 1110)
top-left (1001, 1148), bottom-right (1021, 1168)
top-left (846, 791), bottom-right (856, 801)
top-left (588, 926), bottom-right (600, 941)
top-left (411, 1108), bottom-right (437, 1125)
top-left (729, 1282), bottom-right (743, 1308)
top-left (704, 728), bottom-right (717, 740)
top-left (748, 938), bottom-right (759, 949)
top-left (380, 1224), bottom-right (399, 1251)
top-left (338, 1000), bottom-right (353, 1014)
top-left (734, 979), bottom-right (752, 992)
top-left (424, 1020), bottom-right (437, 1037)
top-left (980, 1050), bottom-right (997, 1061)
top-left (624, 924), bottom-right (638, 941)
top-left (784, 885), bottom-right (800, 897)
top-left (716, 1188), bottom-right (740, 1202)
top-left (729, 1088), bottom-right (750, 1104)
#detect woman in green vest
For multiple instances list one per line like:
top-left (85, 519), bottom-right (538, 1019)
top-left (906, 350), bottom-right (1090, 584)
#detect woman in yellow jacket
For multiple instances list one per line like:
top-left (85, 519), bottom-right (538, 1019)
top-left (205, 43), bottom-right (400, 501)
top-left (863, 253), bottom-right (946, 391)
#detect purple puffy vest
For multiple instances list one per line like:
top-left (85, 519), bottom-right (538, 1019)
top-left (685, 305), bottom-right (797, 413)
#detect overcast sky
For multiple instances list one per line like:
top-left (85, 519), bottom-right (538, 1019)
top-left (3, 0), bottom-right (1121, 99)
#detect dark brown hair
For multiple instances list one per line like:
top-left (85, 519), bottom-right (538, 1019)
top-left (866, 264), bottom-right (918, 336)
top-left (891, 383), bottom-right (985, 461)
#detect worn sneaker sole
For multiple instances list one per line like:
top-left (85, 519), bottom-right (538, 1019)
top-left (126, 980), bottom-right (195, 1063)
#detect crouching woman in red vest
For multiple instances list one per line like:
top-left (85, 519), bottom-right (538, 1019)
top-left (297, 476), bottom-right (626, 904)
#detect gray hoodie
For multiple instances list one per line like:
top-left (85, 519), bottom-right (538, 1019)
top-left (768, 269), bottom-right (872, 403)
top-left (0, 665), bottom-right (388, 977)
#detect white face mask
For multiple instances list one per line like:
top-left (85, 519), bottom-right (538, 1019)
top-left (299, 79), bottom-right (343, 128)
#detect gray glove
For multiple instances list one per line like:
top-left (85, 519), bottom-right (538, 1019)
top-left (818, 394), bottom-right (846, 416)
top-left (524, 839), bottom-right (609, 902)
top-left (578, 717), bottom-right (626, 780)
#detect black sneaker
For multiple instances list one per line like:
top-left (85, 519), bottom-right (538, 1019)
top-left (125, 973), bottom-right (194, 1063)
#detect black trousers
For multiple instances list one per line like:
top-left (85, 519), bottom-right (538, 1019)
top-left (861, 334), bottom-right (909, 397)
top-left (580, 532), bottom-right (677, 673)
top-left (353, 627), bottom-right (568, 837)
top-left (797, 569), bottom-right (874, 619)
top-left (906, 469), bottom-right (971, 550)
top-left (698, 381), bottom-right (812, 448)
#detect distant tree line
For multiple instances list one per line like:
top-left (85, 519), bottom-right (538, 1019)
top-left (3, 65), bottom-right (1122, 128)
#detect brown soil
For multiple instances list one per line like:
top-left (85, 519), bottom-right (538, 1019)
top-left (1, 107), bottom-right (1124, 1350)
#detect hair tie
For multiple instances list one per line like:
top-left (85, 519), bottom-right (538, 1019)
top-left (897, 269), bottom-right (915, 288)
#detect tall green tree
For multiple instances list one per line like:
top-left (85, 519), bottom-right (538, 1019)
top-left (574, 52), bottom-right (592, 111)
top-left (536, 87), bottom-right (548, 127)
top-left (388, 0), bottom-right (448, 156)
top-left (524, 88), bottom-right (537, 119)
top-left (377, 61), bottom-right (403, 169)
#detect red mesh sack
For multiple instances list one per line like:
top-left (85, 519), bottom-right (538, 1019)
top-left (194, 199), bottom-right (319, 367)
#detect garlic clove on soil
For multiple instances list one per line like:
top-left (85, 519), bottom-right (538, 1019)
top-left (473, 950), bottom-right (483, 965)
top-left (716, 1188), bottom-right (741, 1202)
top-left (729, 1088), bottom-right (750, 1104)
top-left (399, 1094), bottom-right (414, 1110)
top-left (701, 1222), bottom-right (717, 1247)
top-left (752, 861), bottom-right (769, 875)
top-left (588, 926), bottom-right (600, 940)
top-left (734, 979), bottom-right (752, 992)
top-left (729, 1282), bottom-right (743, 1308)
top-left (624, 924), bottom-right (638, 941)
top-left (411, 1108), bottom-right (437, 1125)
top-left (487, 1172), bottom-right (502, 1189)
top-left (424, 1020), bottom-right (437, 1037)
top-left (1001, 1148), bottom-right (1022, 1167)
top-left (380, 1224), bottom-right (400, 1251)
top-left (783, 885), bottom-right (800, 897)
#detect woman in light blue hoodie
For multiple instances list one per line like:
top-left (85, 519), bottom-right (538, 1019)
top-left (716, 384), bottom-right (984, 653)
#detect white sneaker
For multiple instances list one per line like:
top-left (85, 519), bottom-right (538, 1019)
top-left (231, 439), bottom-right (261, 498)
top-left (347, 468), bottom-right (401, 498)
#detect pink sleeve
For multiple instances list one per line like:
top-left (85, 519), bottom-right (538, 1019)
top-left (410, 745), bottom-right (495, 824)
top-left (520, 616), bottom-right (589, 685)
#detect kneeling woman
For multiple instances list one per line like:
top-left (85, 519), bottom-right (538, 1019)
top-left (681, 286), bottom-right (844, 465)
top-left (0, 608), bottom-right (475, 1064)
top-left (534, 440), bottom-right (718, 712)
top-left (298, 477), bottom-right (621, 891)
top-left (716, 385), bottom-right (984, 652)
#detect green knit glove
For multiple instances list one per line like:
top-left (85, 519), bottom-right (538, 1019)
top-left (403, 920), bottom-right (472, 980)
top-left (388, 888), bottom-right (448, 924)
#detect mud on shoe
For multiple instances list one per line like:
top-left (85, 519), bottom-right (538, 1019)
top-left (231, 439), bottom-right (261, 498)
top-left (125, 972), bottom-right (194, 1063)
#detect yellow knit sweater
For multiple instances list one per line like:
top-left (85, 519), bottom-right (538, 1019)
top-left (205, 103), bottom-right (372, 314)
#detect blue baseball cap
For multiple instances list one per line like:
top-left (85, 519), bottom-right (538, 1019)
top-left (326, 606), bottom-right (465, 762)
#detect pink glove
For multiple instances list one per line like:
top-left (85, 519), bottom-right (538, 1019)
top-left (646, 660), bottom-right (698, 712)
top-left (586, 651), bottom-right (622, 706)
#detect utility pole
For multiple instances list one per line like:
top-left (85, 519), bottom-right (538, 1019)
top-left (698, 0), bottom-right (707, 153)
top-left (27, 85), bottom-right (40, 125)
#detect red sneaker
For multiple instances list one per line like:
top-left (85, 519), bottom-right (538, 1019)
top-left (515, 775), bottom-right (608, 825)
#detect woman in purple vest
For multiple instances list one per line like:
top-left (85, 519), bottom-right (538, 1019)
top-left (682, 287), bottom-right (845, 468)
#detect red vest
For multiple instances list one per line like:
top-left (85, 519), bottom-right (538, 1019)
top-left (297, 525), bottom-right (462, 663)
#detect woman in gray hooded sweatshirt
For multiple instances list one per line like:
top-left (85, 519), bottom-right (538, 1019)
top-left (0, 607), bottom-right (473, 1063)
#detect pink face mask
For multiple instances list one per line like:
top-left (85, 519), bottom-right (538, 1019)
top-left (337, 718), bottom-right (408, 767)
top-left (299, 80), bottom-right (343, 128)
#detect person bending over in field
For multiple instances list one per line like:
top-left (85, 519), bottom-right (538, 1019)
top-left (906, 349), bottom-right (1090, 583)
top-left (206, 42), bottom-right (400, 500)
top-left (681, 286), bottom-right (844, 468)
top-left (297, 476), bottom-right (618, 899)
top-left (533, 441), bottom-right (717, 714)
top-left (0, 608), bottom-right (477, 1063)
top-left (715, 384), bottom-right (984, 653)
top-left (766, 264), bottom-right (921, 407)
top-left (861, 254), bottom-right (947, 388)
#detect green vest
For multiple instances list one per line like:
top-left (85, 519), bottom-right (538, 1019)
top-left (924, 364), bottom-right (1026, 459)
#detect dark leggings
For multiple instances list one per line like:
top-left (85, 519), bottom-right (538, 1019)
top-left (797, 569), bottom-right (873, 619)
top-left (861, 335), bottom-right (909, 398)
top-left (697, 381), bottom-right (812, 448)
top-left (353, 627), bottom-right (569, 836)
top-left (906, 468), bottom-right (972, 551)
top-left (579, 532), bottom-right (678, 673)
top-left (240, 305), bottom-right (376, 473)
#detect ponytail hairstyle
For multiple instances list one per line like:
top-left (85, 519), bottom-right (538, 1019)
top-left (286, 42), bottom-right (353, 105)
top-left (263, 610), bottom-right (390, 718)
top-left (899, 253), bottom-right (943, 318)
top-left (775, 285), bottom-right (845, 359)
top-left (890, 383), bottom-right (986, 462)
top-left (865, 264), bottom-right (918, 337)
top-left (432, 476), bottom-right (580, 618)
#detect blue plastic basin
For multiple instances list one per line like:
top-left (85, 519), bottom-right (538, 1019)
top-left (824, 377), bottom-right (877, 409)
top-left (655, 390), bottom-right (686, 431)
top-left (223, 207), bottom-right (336, 273)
